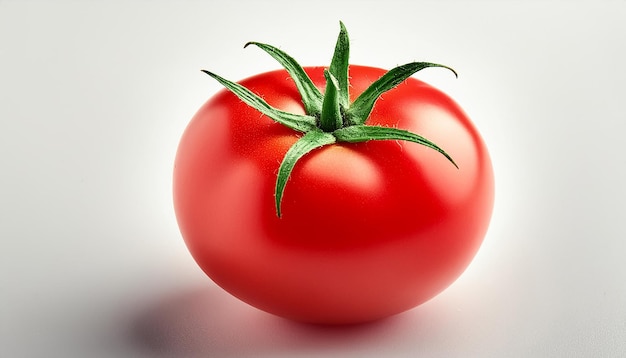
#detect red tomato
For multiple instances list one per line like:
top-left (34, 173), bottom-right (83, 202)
top-left (173, 65), bottom-right (494, 324)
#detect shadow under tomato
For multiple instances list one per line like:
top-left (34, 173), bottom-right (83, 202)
top-left (128, 283), bottom-right (434, 357)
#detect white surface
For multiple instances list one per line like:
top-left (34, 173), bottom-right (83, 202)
top-left (2, 1), bottom-right (625, 357)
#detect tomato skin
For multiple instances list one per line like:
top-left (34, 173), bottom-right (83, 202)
top-left (173, 65), bottom-right (494, 324)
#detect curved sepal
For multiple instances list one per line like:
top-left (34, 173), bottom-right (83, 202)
top-left (347, 62), bottom-right (457, 125)
top-left (202, 70), bottom-right (317, 133)
top-left (334, 124), bottom-right (458, 168)
top-left (244, 42), bottom-right (323, 116)
top-left (275, 130), bottom-right (337, 217)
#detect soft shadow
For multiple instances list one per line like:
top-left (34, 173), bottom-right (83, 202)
top-left (127, 283), bottom-right (431, 357)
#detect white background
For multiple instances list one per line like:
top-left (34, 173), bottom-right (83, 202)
top-left (2, 1), bottom-right (625, 357)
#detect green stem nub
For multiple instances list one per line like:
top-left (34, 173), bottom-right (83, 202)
top-left (319, 70), bottom-right (343, 132)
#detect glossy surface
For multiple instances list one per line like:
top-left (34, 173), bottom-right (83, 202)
top-left (173, 65), bottom-right (494, 324)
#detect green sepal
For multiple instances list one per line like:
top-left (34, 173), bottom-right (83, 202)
top-left (319, 70), bottom-right (343, 132)
top-left (275, 130), bottom-right (337, 217)
top-left (202, 70), bottom-right (317, 133)
top-left (347, 62), bottom-right (458, 125)
top-left (203, 23), bottom-right (461, 218)
top-left (244, 42), bottom-right (323, 116)
top-left (328, 21), bottom-right (350, 110)
top-left (334, 124), bottom-right (458, 168)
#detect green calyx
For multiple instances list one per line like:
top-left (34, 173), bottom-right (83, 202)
top-left (203, 21), bottom-right (458, 217)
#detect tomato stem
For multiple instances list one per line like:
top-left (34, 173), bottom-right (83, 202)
top-left (319, 70), bottom-right (343, 132)
top-left (202, 21), bottom-right (459, 217)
